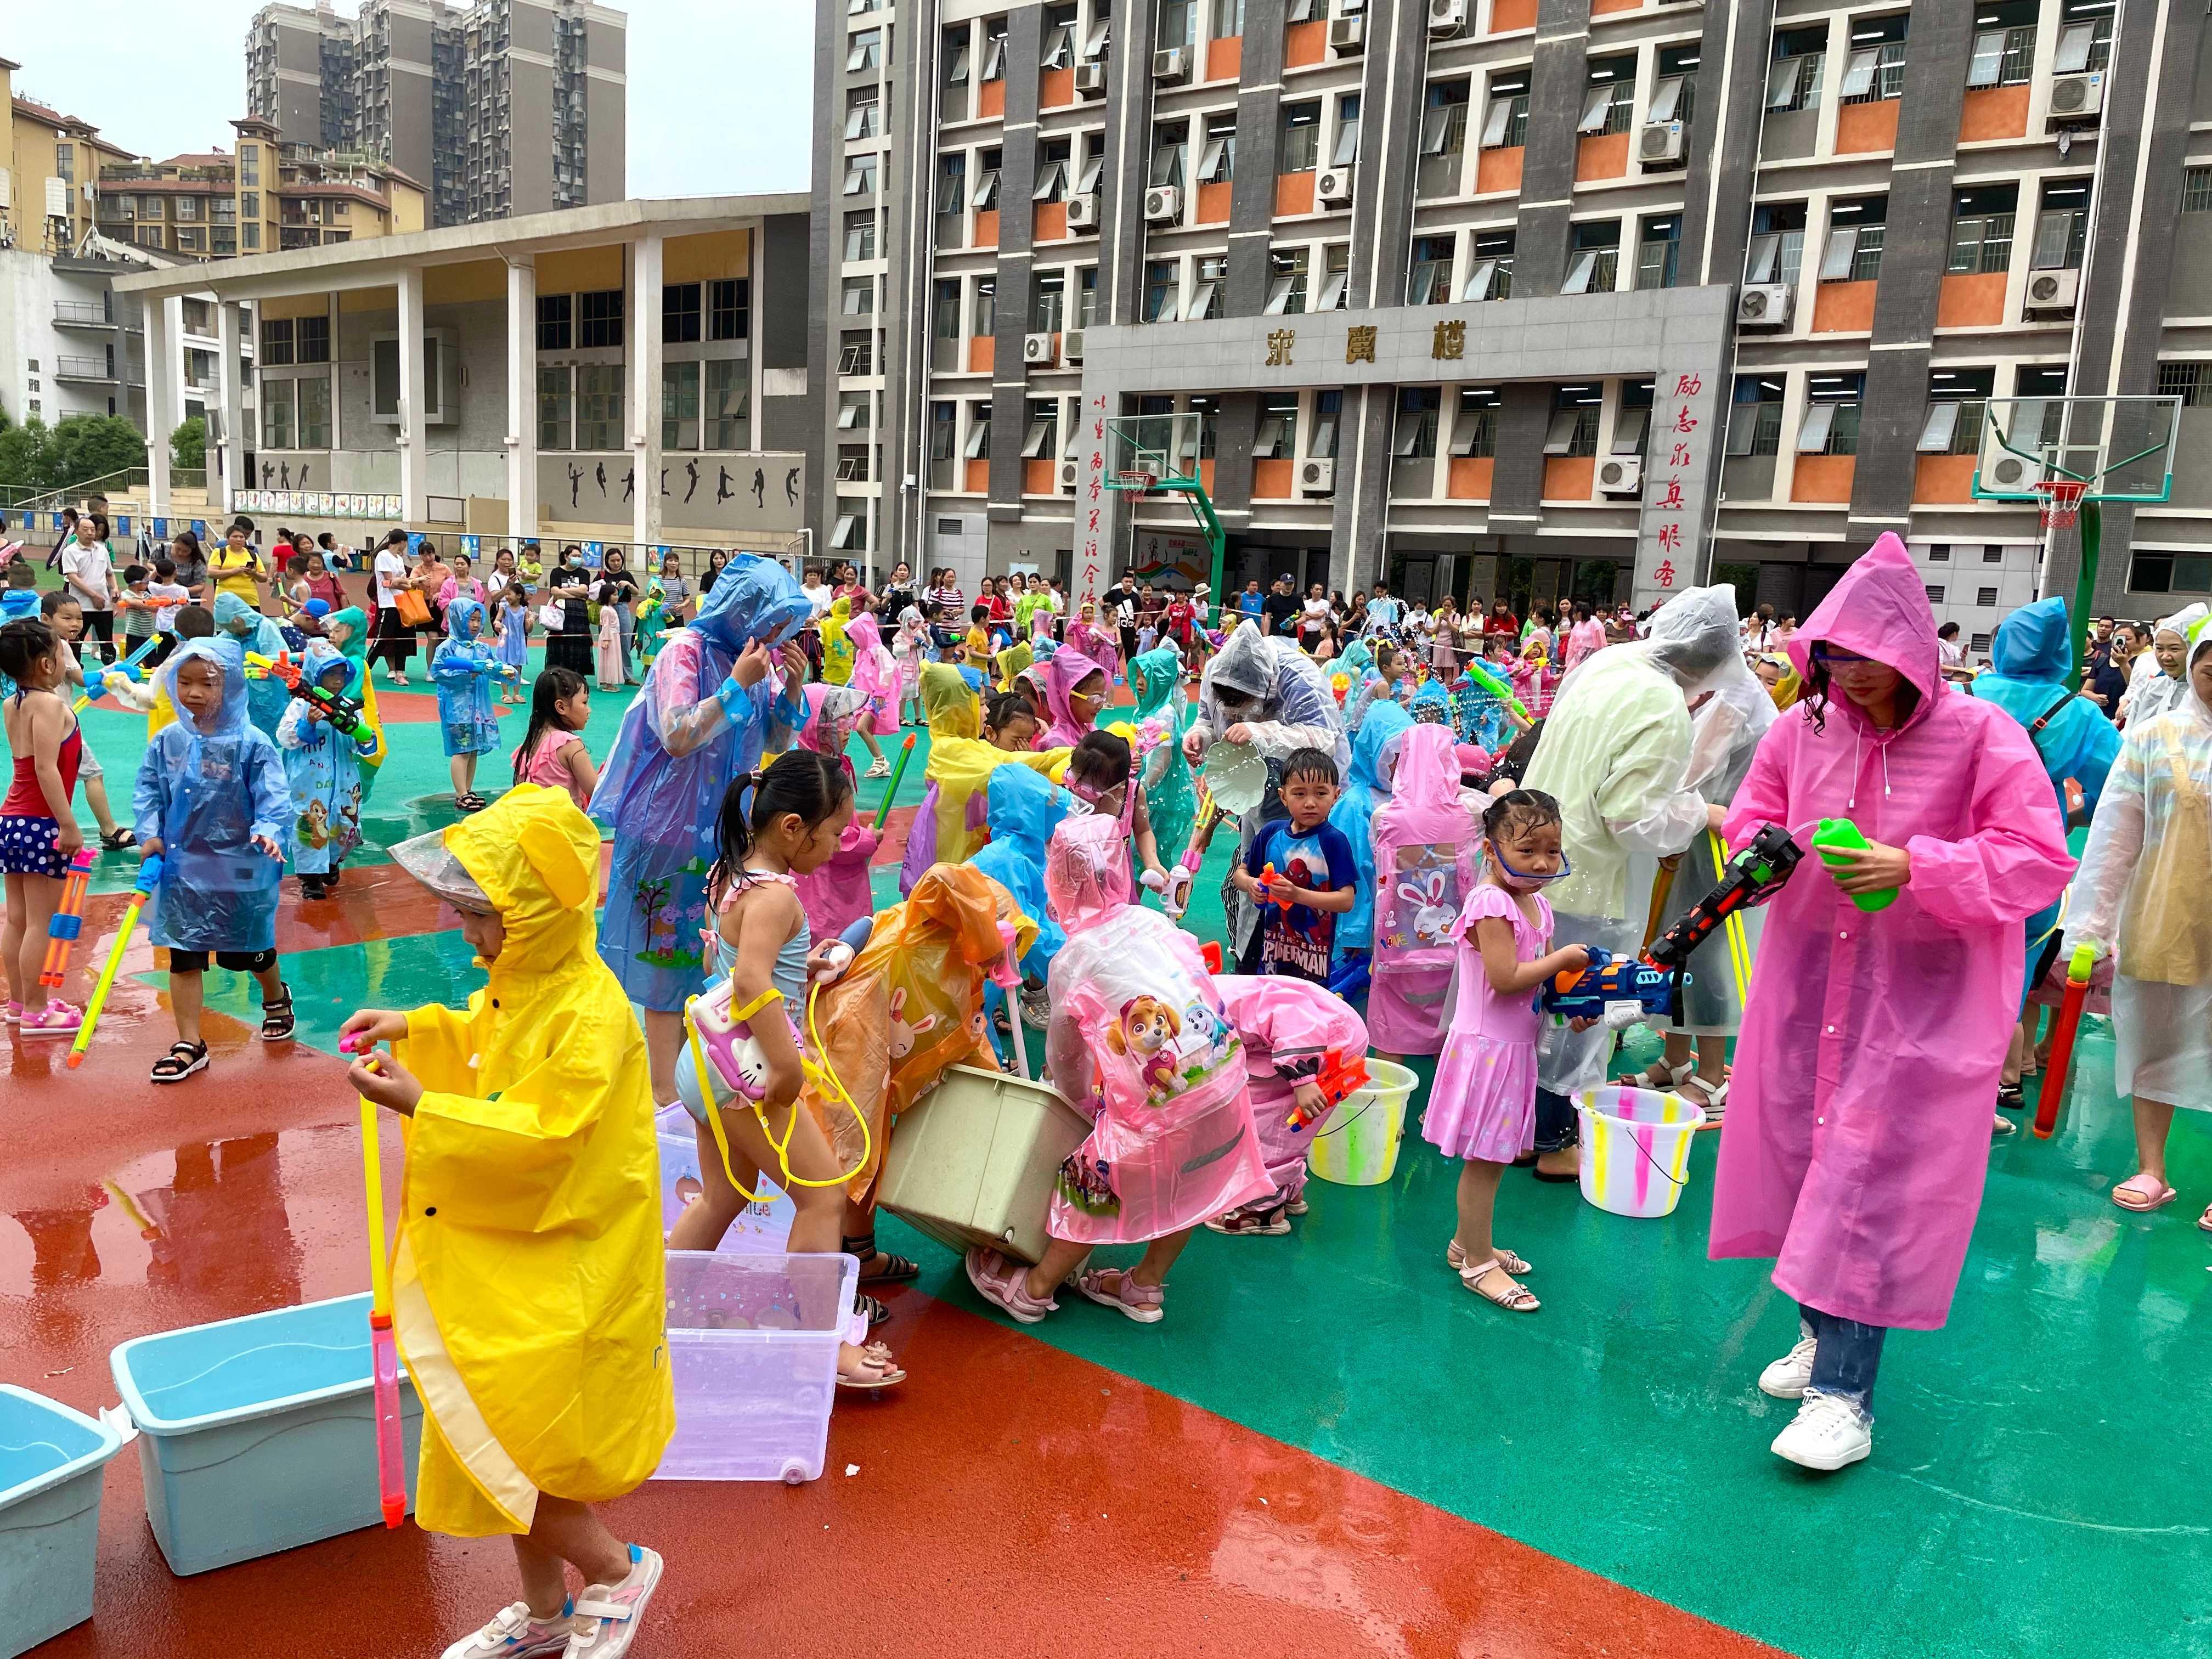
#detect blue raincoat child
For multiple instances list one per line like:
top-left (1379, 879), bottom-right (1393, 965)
top-left (213, 591), bottom-right (291, 739)
top-left (1328, 701), bottom-right (1412, 974)
top-left (133, 638), bottom-right (291, 955)
top-left (275, 641), bottom-right (379, 877)
top-left (970, 761), bottom-right (1073, 1066)
top-left (591, 552), bottom-right (811, 1025)
top-left (431, 597), bottom-right (507, 759)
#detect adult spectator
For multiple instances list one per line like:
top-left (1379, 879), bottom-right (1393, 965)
top-left (1936, 620), bottom-right (1977, 684)
top-left (544, 546), bottom-right (596, 675)
top-left (1483, 597), bottom-right (1520, 646)
top-left (1237, 579), bottom-right (1266, 623)
top-left (1263, 574), bottom-right (1302, 639)
top-left (1562, 600), bottom-right (1608, 672)
top-left (47, 506), bottom-right (79, 572)
top-left (2081, 622), bottom-right (2137, 720)
top-left (370, 528), bottom-right (420, 685)
top-left (167, 528), bottom-right (209, 602)
top-left (800, 565), bottom-right (834, 617)
top-left (879, 559), bottom-right (917, 620)
top-left (1363, 579), bottom-right (1404, 635)
top-left (1299, 583), bottom-right (1333, 652)
top-left (1110, 571), bottom-right (1144, 664)
top-left (61, 512), bottom-right (119, 663)
top-left (208, 520), bottom-right (266, 608)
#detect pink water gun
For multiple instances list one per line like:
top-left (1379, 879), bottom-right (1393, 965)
top-left (339, 1032), bottom-right (408, 1529)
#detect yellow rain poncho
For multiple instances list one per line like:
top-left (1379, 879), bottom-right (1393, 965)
top-left (821, 596), bottom-right (855, 685)
top-left (389, 785), bottom-right (674, 1536)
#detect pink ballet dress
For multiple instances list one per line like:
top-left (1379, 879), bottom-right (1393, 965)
top-left (1423, 883), bottom-right (1552, 1164)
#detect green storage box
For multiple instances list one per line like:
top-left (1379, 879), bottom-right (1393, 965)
top-left (878, 1065), bottom-right (1093, 1265)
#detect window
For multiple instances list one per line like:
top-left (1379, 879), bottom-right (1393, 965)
top-left (296, 314), bottom-right (331, 364)
top-left (1280, 101), bottom-right (1321, 172)
top-left (1150, 120), bottom-right (1188, 189)
top-left (981, 20), bottom-right (1007, 80)
top-left (1408, 235), bottom-right (1454, 306)
top-left (1579, 57), bottom-right (1635, 136)
top-left (1728, 377), bottom-right (1786, 456)
top-left (261, 318), bottom-right (295, 366)
top-left (2130, 553), bottom-right (2212, 594)
top-left (662, 361), bottom-right (701, 449)
top-left (1031, 268), bottom-right (1065, 332)
top-left (174, 196), bottom-right (201, 222)
top-left (1977, 586), bottom-right (2000, 607)
top-left (1838, 15), bottom-right (1908, 105)
top-left (1746, 202), bottom-right (1808, 286)
top-left (261, 376), bottom-right (295, 448)
top-left (1920, 370), bottom-right (1993, 454)
top-left (706, 360), bottom-right (748, 448)
top-left (706, 279), bottom-right (747, 342)
top-left (838, 446), bottom-right (872, 483)
top-left (239, 145), bottom-right (258, 187)
top-left (1967, 4), bottom-right (2038, 89)
top-left (926, 405), bottom-right (954, 466)
top-left (2158, 361), bottom-right (2209, 407)
top-left (972, 150), bottom-right (1002, 209)
top-left (2032, 182), bottom-right (2091, 270)
top-left (965, 406), bottom-right (992, 459)
top-left (1767, 27), bottom-right (1827, 115)
top-left (538, 364), bottom-right (573, 449)
top-left (1482, 79), bottom-right (1531, 149)
top-left (1464, 229), bottom-right (1514, 300)
top-left (1075, 143), bottom-right (1105, 196)
top-left (845, 209), bottom-right (877, 262)
top-left (663, 283), bottom-right (702, 345)
top-left (840, 331), bottom-right (875, 375)
top-left (1421, 80), bottom-right (1470, 160)
top-left (1930, 544), bottom-right (1951, 561)
top-left (1145, 258), bottom-right (1180, 322)
top-left (1395, 387), bottom-right (1441, 461)
top-left (845, 93), bottom-right (879, 140)
top-left (1545, 392), bottom-right (1602, 458)
top-left (1316, 242), bottom-right (1350, 311)
top-left (937, 153), bottom-right (968, 218)
top-left (1635, 218), bottom-right (1680, 291)
top-left (537, 293), bottom-right (573, 351)
top-left (579, 289), bottom-right (624, 348)
top-left (2053, 11), bottom-right (2112, 76)
top-left (1082, 8), bottom-right (1111, 60)
top-left (297, 375), bottom-right (332, 449)
top-left (1266, 246), bottom-right (1309, 314)
top-left (1286, 0), bottom-right (1321, 18)
top-left (2186, 167), bottom-right (2212, 215)
top-left (1021, 400), bottom-right (1059, 458)
top-left (843, 277), bottom-right (876, 317)
top-left (1257, 393), bottom-right (1297, 458)
top-left (1198, 117), bottom-right (1236, 183)
top-left (577, 362), bottom-right (622, 449)
top-left (838, 392), bottom-right (872, 431)
top-left (1158, 0), bottom-right (1194, 48)
top-left (843, 154), bottom-right (878, 196)
top-left (1949, 185), bottom-right (2018, 274)
top-left (1042, 5), bottom-right (1077, 67)
top-left (1077, 266), bottom-right (1099, 327)
top-left (1821, 197), bottom-right (1887, 282)
top-left (1312, 389), bottom-right (1342, 459)
top-left (1799, 375), bottom-right (1865, 455)
top-left (54, 143), bottom-right (72, 183)
top-left (1035, 138), bottom-right (1072, 202)
top-left (933, 279), bottom-right (961, 341)
top-left (242, 222), bottom-right (260, 251)
top-left (1331, 94), bottom-right (1362, 166)
top-left (1651, 44), bottom-right (1700, 128)
top-left (1213, 0), bottom-right (1243, 34)
top-left (1562, 221), bottom-right (1621, 295)
top-left (848, 27), bottom-right (881, 71)
top-left (240, 191), bottom-right (259, 218)
top-left (973, 277), bottom-right (996, 335)
top-left (176, 227), bottom-right (205, 252)
top-left (1613, 386), bottom-right (1652, 456)
top-left (1926, 586), bottom-right (1946, 605)
top-left (1452, 387), bottom-right (1500, 458)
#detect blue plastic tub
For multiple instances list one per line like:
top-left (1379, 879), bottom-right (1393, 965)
top-left (109, 1293), bottom-right (423, 1576)
top-left (0, 1386), bottom-right (125, 1657)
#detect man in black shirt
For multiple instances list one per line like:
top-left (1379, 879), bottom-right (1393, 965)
top-left (1111, 572), bottom-right (1142, 664)
top-left (1261, 574), bottom-right (1302, 639)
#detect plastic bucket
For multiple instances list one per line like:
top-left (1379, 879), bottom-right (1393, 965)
top-left (1573, 1085), bottom-right (1705, 1219)
top-left (0, 1386), bottom-right (126, 1658)
top-left (1306, 1060), bottom-right (1418, 1187)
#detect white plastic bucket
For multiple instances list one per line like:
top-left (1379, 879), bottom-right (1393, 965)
top-left (1307, 1060), bottom-right (1418, 1186)
top-left (1573, 1085), bottom-right (1705, 1219)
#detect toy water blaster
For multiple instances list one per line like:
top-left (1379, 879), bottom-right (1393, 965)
top-left (38, 849), bottom-right (97, 993)
top-left (2033, 944), bottom-right (2098, 1139)
top-left (335, 1034), bottom-right (407, 1529)
top-left (1540, 823), bottom-right (1805, 1028)
top-left (1284, 1049), bottom-right (1370, 1131)
top-left (66, 855), bottom-right (162, 1069)
top-left (72, 631), bottom-right (162, 712)
top-left (246, 651), bottom-right (368, 736)
top-left (1255, 862), bottom-right (1299, 914)
top-left (1459, 658), bottom-right (1532, 725)
top-left (1163, 787), bottom-right (1230, 919)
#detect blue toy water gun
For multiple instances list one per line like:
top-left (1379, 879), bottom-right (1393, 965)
top-left (1537, 947), bottom-right (1677, 1029)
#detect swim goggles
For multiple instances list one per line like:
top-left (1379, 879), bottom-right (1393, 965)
top-left (1490, 845), bottom-right (1573, 887)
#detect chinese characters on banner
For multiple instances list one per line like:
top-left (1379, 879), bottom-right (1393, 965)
top-left (1077, 391), bottom-right (1108, 612)
top-left (1641, 371), bottom-right (1703, 604)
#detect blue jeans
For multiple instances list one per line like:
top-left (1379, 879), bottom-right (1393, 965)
top-left (1533, 1086), bottom-right (1579, 1154)
top-left (1802, 1302), bottom-right (1888, 1415)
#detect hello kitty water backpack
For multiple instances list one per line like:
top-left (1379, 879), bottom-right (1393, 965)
top-left (1366, 723), bottom-right (1482, 1054)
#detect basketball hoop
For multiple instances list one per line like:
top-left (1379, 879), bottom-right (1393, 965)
top-left (2034, 478), bottom-right (2089, 531)
top-left (1113, 469), bottom-right (1159, 494)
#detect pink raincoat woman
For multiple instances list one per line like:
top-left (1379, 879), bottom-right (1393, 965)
top-left (791, 683), bottom-right (881, 940)
top-left (1035, 645), bottom-right (1107, 751)
top-left (1712, 535), bottom-right (2071, 1464)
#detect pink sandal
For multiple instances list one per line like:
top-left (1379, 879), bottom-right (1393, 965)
top-left (964, 1248), bottom-right (1057, 1324)
top-left (2112, 1172), bottom-right (2178, 1213)
top-left (19, 1000), bottom-right (83, 1039)
top-left (1076, 1266), bottom-right (1165, 1324)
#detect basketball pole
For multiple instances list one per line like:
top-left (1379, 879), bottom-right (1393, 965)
top-left (2070, 499), bottom-right (2100, 681)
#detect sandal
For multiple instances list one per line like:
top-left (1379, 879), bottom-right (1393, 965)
top-left (150, 1039), bottom-right (210, 1083)
top-left (99, 827), bottom-right (138, 851)
top-left (1677, 1074), bottom-right (1729, 1125)
top-left (1461, 1259), bottom-right (1540, 1312)
top-left (2198, 1205), bottom-right (2212, 1236)
top-left (854, 1290), bottom-right (890, 1328)
top-left (259, 986), bottom-right (296, 1043)
top-left (964, 1248), bottom-right (1057, 1324)
top-left (2113, 1172), bottom-right (2177, 1212)
top-left (844, 1234), bottom-right (921, 1284)
top-left (1996, 1082), bottom-right (2026, 1110)
top-left (19, 1000), bottom-right (83, 1039)
top-left (1076, 1266), bottom-right (1166, 1324)
top-left (1629, 1058), bottom-right (1693, 1091)
top-left (837, 1341), bottom-right (907, 1391)
top-left (1205, 1204), bottom-right (1290, 1237)
top-left (1447, 1240), bottom-right (1532, 1276)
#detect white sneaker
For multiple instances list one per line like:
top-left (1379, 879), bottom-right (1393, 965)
top-left (1771, 1392), bottom-right (1872, 1472)
top-left (441, 1601), bottom-right (577, 1659)
top-left (1758, 1333), bottom-right (1818, 1400)
top-left (567, 1544), bottom-right (663, 1658)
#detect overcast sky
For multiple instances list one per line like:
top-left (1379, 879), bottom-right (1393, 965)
top-left (4, 0), bottom-right (812, 196)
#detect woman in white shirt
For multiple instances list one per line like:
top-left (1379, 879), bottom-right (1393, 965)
top-left (369, 529), bottom-right (420, 685)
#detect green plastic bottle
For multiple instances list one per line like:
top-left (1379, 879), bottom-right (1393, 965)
top-left (1812, 818), bottom-right (1897, 912)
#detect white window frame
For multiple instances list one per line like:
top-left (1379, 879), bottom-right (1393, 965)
top-left (1330, 106), bottom-right (1361, 166)
top-left (1765, 55), bottom-right (1804, 111)
top-left (1917, 401), bottom-right (1962, 453)
top-left (1021, 417), bottom-right (1056, 458)
top-left (972, 169), bottom-right (1001, 210)
top-left (945, 41), bottom-right (972, 83)
top-left (1819, 225), bottom-right (1859, 281)
top-left (1612, 408), bottom-right (1650, 454)
top-left (1460, 258), bottom-right (1500, 301)
top-left (1578, 85), bottom-right (1613, 133)
top-left (981, 34), bottom-right (1006, 80)
top-left (1561, 251), bottom-right (1599, 295)
top-left (845, 99), bottom-right (879, 140)
top-left (1043, 22), bottom-right (1075, 66)
top-left (2053, 22), bottom-right (2098, 74)
top-left (1796, 401), bottom-right (1838, 453)
top-left (964, 412), bottom-right (992, 458)
top-left (1480, 94), bottom-right (1520, 148)
top-left (1647, 75), bottom-right (1684, 123)
top-left (1034, 160), bottom-right (1069, 201)
top-left (1198, 138), bottom-right (1232, 181)
top-left (1542, 412), bottom-right (1580, 455)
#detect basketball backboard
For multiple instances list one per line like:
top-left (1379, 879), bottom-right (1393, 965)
top-left (1971, 394), bottom-right (2180, 503)
top-left (1104, 412), bottom-right (1203, 491)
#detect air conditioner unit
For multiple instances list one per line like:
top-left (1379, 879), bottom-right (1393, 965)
top-left (1737, 284), bottom-right (1794, 329)
top-left (1298, 457), bottom-right (1336, 495)
top-left (2023, 267), bottom-right (2080, 313)
top-left (1062, 328), bottom-right (1085, 362)
top-left (1983, 449), bottom-right (2044, 494)
top-left (1153, 46), bottom-right (1188, 83)
top-left (1427, 0), bottom-right (1466, 33)
top-left (1143, 184), bottom-right (1182, 223)
top-left (1598, 456), bottom-right (1644, 495)
top-left (1058, 459), bottom-right (1080, 491)
top-left (2048, 71), bottom-right (2104, 122)
top-left (1639, 120), bottom-right (1685, 165)
top-left (1064, 193), bottom-right (1101, 230)
top-left (1316, 166), bottom-right (1353, 206)
top-left (1024, 331), bottom-right (1059, 366)
top-left (1329, 14), bottom-right (1364, 50)
top-left (1074, 61), bottom-right (1108, 97)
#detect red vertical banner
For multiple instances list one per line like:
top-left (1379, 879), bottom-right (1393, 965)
top-left (1077, 392), bottom-right (1109, 612)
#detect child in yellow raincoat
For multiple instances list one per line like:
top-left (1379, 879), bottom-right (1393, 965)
top-left (343, 784), bottom-right (674, 1659)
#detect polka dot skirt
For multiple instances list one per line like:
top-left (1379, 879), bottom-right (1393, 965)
top-left (0, 814), bottom-right (66, 879)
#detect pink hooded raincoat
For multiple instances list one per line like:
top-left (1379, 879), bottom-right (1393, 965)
top-left (1711, 535), bottom-right (2073, 1329)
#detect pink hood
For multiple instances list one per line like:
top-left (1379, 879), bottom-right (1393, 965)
top-left (1787, 533), bottom-right (1940, 731)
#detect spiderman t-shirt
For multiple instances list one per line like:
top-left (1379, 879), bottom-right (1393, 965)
top-left (1245, 817), bottom-right (1356, 983)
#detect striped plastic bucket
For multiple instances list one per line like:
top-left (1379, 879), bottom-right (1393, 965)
top-left (1572, 1085), bottom-right (1705, 1219)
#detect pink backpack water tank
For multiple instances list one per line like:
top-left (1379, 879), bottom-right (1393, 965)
top-left (1366, 723), bottom-right (1482, 1053)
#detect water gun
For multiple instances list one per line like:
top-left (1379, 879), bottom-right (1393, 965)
top-left (1164, 791), bottom-right (1225, 919)
top-left (67, 855), bottom-right (162, 1069)
top-left (1538, 947), bottom-right (1678, 1029)
top-left (1285, 1049), bottom-right (1369, 1131)
top-left (1644, 823), bottom-right (1803, 977)
top-left (39, 848), bottom-right (97, 991)
top-left (74, 631), bottom-right (162, 711)
top-left (339, 1034), bottom-right (409, 1530)
top-left (1459, 658), bottom-right (1531, 724)
top-left (1255, 862), bottom-right (1298, 914)
top-left (247, 651), bottom-right (368, 737)
top-left (1328, 953), bottom-right (1371, 1001)
top-left (2033, 943), bottom-right (2098, 1139)
top-left (877, 731), bottom-right (918, 819)
top-left (1811, 818), bottom-right (1898, 912)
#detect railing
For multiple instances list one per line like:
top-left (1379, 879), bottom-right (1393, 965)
top-left (0, 466), bottom-right (205, 513)
top-left (53, 356), bottom-right (119, 381)
top-left (52, 301), bottom-right (116, 326)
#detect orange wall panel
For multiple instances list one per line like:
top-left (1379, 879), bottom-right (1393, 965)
top-left (964, 458), bottom-right (991, 494)
top-left (1810, 279), bottom-right (1877, 334)
top-left (1447, 458), bottom-right (1495, 500)
top-left (1791, 455), bottom-right (1857, 503)
top-left (1252, 458), bottom-right (1295, 499)
top-left (1591, 0), bottom-right (1644, 12)
top-left (1206, 35), bottom-right (1242, 82)
top-left (1275, 172), bottom-right (1316, 217)
top-left (1488, 0), bottom-right (1537, 31)
top-left (978, 80), bottom-right (1005, 120)
top-left (967, 336), bottom-right (995, 374)
top-left (973, 209), bottom-right (998, 249)
top-left (1914, 454), bottom-right (1980, 504)
top-left (1039, 67), bottom-right (1075, 109)
top-left (1197, 180), bottom-right (1233, 224)
top-left (1959, 84), bottom-right (2030, 143)
top-left (1475, 146), bottom-right (1523, 195)
top-left (1199, 459), bottom-right (1216, 496)
top-left (1284, 21), bottom-right (1327, 66)
top-left (1937, 272), bottom-right (2008, 328)
top-left (1543, 457), bottom-right (1595, 501)
top-left (1034, 201), bottom-right (1068, 242)
top-left (1836, 99), bottom-right (1899, 155)
top-left (1575, 131), bottom-right (1629, 183)
top-left (1024, 459), bottom-right (1060, 496)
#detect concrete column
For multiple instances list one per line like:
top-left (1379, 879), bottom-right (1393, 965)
top-left (630, 232), bottom-right (664, 548)
top-left (161, 296), bottom-right (188, 459)
top-left (215, 300), bottom-right (244, 517)
top-left (505, 257), bottom-right (540, 543)
top-left (396, 267), bottom-right (427, 526)
top-left (143, 295), bottom-right (173, 520)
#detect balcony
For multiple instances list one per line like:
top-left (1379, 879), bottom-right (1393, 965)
top-left (53, 356), bottom-right (119, 384)
top-left (52, 301), bottom-right (117, 330)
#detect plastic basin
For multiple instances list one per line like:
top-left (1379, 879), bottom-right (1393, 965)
top-left (1307, 1060), bottom-right (1418, 1186)
top-left (0, 1386), bottom-right (125, 1657)
top-left (876, 1064), bottom-right (1094, 1265)
top-left (654, 1252), bottom-right (855, 1485)
top-left (1574, 1085), bottom-right (1706, 1218)
top-left (109, 1293), bottom-right (423, 1575)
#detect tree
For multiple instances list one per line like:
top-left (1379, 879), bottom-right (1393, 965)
top-left (45, 415), bottom-right (147, 492)
top-left (0, 420), bottom-right (52, 495)
top-left (171, 416), bottom-right (206, 472)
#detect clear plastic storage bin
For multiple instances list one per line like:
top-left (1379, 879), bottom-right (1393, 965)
top-left (0, 1385), bottom-right (126, 1656)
